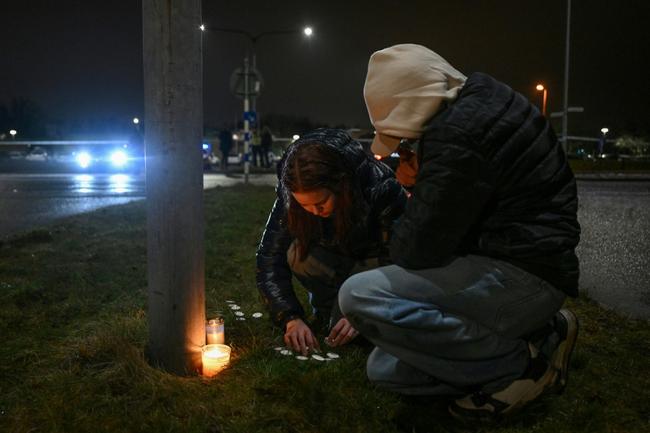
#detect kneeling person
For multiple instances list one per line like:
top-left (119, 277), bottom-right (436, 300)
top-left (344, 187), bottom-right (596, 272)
top-left (256, 128), bottom-right (406, 355)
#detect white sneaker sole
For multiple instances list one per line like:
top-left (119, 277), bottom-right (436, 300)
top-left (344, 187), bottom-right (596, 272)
top-left (551, 309), bottom-right (579, 393)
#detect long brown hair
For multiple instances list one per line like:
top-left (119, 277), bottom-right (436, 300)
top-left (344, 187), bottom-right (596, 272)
top-left (281, 133), bottom-right (357, 261)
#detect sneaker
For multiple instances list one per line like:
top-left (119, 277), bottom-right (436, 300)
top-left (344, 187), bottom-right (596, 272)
top-left (448, 344), bottom-right (556, 422)
top-left (550, 308), bottom-right (579, 394)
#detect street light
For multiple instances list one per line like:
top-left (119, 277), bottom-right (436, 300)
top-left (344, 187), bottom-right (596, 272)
top-left (204, 25), bottom-right (314, 69)
top-left (599, 127), bottom-right (609, 156)
top-left (202, 25), bottom-right (314, 183)
top-left (9, 129), bottom-right (17, 140)
top-left (536, 84), bottom-right (548, 117)
top-left (133, 117), bottom-right (140, 125)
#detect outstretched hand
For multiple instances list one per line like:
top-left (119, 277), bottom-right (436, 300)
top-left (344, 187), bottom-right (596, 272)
top-left (326, 318), bottom-right (359, 347)
top-left (284, 318), bottom-right (320, 356)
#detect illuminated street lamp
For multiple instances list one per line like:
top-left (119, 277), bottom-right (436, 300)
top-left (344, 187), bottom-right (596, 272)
top-left (9, 129), bottom-right (17, 139)
top-left (202, 24), bottom-right (314, 184)
top-left (133, 117), bottom-right (140, 125)
top-left (536, 84), bottom-right (548, 117)
top-left (598, 127), bottom-right (609, 156)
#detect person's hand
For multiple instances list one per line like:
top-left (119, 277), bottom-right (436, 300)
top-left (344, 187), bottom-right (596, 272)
top-left (325, 318), bottom-right (359, 347)
top-left (284, 318), bottom-right (320, 355)
top-left (396, 148), bottom-right (418, 187)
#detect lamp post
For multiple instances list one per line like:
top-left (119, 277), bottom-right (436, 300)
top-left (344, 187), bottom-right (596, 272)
top-left (535, 84), bottom-right (548, 117)
top-left (201, 25), bottom-right (313, 183)
top-left (9, 129), bottom-right (17, 140)
top-left (599, 127), bottom-right (609, 156)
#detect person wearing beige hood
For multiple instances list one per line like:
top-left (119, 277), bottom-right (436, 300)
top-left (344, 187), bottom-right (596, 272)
top-left (339, 44), bottom-right (580, 422)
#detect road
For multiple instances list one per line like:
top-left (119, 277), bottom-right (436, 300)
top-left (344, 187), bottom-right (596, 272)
top-left (576, 180), bottom-right (650, 319)
top-left (0, 173), bottom-right (277, 238)
top-left (0, 173), bottom-right (647, 319)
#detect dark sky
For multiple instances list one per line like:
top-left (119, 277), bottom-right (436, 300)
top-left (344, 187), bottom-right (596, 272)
top-left (2, 0), bottom-right (649, 137)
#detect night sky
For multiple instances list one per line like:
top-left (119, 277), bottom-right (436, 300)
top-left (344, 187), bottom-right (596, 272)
top-left (2, 0), bottom-right (649, 137)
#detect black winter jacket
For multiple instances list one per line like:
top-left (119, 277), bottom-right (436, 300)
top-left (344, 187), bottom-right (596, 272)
top-left (256, 130), bottom-right (407, 327)
top-left (390, 73), bottom-right (581, 296)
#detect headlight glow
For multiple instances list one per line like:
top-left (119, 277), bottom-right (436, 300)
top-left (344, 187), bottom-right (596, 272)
top-left (110, 150), bottom-right (128, 167)
top-left (76, 152), bottom-right (92, 168)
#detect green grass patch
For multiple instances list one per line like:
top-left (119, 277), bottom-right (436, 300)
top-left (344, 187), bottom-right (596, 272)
top-left (569, 158), bottom-right (650, 173)
top-left (1, 185), bottom-right (649, 432)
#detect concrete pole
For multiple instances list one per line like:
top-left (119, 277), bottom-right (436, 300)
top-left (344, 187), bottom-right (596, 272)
top-left (142, 0), bottom-right (205, 375)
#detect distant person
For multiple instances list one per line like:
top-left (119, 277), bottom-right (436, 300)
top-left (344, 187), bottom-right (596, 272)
top-left (218, 128), bottom-right (233, 170)
top-left (261, 126), bottom-right (273, 168)
top-left (338, 44), bottom-right (580, 421)
top-left (251, 129), bottom-right (263, 168)
top-left (256, 128), bottom-right (406, 355)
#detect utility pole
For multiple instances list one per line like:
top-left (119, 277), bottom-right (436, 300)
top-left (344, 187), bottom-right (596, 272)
top-left (142, 0), bottom-right (205, 375)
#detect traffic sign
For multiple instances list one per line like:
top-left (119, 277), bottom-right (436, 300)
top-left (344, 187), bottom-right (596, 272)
top-left (230, 67), bottom-right (263, 99)
top-left (550, 107), bottom-right (585, 118)
top-left (244, 111), bottom-right (257, 123)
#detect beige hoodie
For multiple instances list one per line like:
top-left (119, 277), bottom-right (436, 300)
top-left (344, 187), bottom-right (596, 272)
top-left (363, 44), bottom-right (467, 157)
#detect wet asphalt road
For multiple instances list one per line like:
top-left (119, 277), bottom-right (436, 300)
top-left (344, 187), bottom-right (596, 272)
top-left (576, 180), bottom-right (650, 319)
top-left (0, 173), bottom-right (647, 319)
top-left (0, 173), bottom-right (277, 239)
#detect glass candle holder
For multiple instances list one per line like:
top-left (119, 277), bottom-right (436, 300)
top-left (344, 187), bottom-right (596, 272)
top-left (206, 317), bottom-right (225, 344)
top-left (202, 344), bottom-right (231, 377)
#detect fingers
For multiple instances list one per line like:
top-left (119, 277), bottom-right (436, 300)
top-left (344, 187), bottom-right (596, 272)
top-left (329, 320), bottom-right (359, 347)
top-left (336, 327), bottom-right (358, 347)
top-left (284, 323), bottom-right (319, 355)
top-left (297, 332), bottom-right (307, 356)
top-left (307, 332), bottom-right (321, 352)
top-left (327, 319), bottom-right (346, 342)
top-left (287, 332), bottom-right (300, 353)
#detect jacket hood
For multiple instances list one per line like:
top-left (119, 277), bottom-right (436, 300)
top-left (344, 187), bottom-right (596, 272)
top-left (363, 44), bottom-right (467, 156)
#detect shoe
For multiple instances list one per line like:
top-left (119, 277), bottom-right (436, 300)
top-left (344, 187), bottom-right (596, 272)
top-left (448, 344), bottom-right (556, 423)
top-left (550, 308), bottom-right (579, 394)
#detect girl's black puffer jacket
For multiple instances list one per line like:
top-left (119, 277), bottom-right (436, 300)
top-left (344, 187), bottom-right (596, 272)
top-left (255, 129), bottom-right (406, 327)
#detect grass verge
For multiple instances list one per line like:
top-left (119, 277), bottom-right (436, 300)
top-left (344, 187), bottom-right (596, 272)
top-left (0, 184), bottom-right (648, 433)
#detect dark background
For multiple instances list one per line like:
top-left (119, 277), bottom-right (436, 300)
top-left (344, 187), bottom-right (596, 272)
top-left (1, 0), bottom-right (649, 138)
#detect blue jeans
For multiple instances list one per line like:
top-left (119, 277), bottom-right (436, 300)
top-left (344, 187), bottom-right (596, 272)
top-left (338, 255), bottom-right (566, 396)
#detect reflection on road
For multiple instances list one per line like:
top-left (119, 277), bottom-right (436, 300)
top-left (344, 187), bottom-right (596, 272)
top-left (0, 173), bottom-right (278, 239)
top-left (109, 174), bottom-right (130, 194)
top-left (74, 174), bottom-right (94, 194)
top-left (72, 174), bottom-right (137, 195)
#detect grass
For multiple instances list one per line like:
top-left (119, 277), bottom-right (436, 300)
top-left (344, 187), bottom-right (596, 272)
top-left (569, 158), bottom-right (650, 172)
top-left (0, 184), bottom-right (649, 433)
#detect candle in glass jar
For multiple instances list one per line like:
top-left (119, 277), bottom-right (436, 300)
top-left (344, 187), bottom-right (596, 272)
top-left (206, 317), bottom-right (224, 344)
top-left (202, 344), bottom-right (231, 377)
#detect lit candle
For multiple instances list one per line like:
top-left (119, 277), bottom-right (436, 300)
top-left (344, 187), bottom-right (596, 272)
top-left (202, 344), bottom-right (231, 377)
top-left (206, 317), bottom-right (225, 344)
